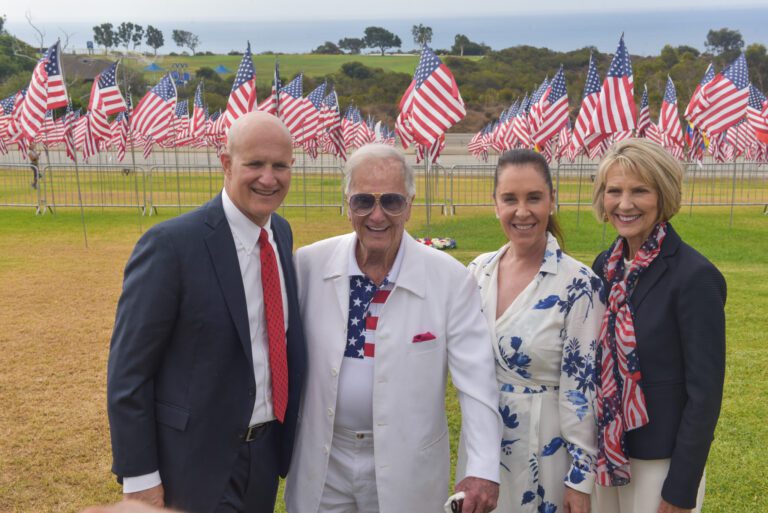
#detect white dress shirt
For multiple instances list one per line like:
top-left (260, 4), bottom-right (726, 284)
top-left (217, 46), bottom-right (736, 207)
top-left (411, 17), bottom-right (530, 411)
top-left (123, 188), bottom-right (289, 493)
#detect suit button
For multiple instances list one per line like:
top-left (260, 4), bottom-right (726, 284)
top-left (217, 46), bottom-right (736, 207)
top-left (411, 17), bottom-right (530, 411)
top-left (327, 407), bottom-right (334, 416)
top-left (331, 368), bottom-right (338, 377)
top-left (323, 444), bottom-right (330, 454)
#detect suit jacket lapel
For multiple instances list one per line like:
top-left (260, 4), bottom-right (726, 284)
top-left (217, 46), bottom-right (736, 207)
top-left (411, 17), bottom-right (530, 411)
top-left (323, 233), bottom-right (356, 321)
top-left (204, 194), bottom-right (253, 369)
top-left (631, 223), bottom-right (681, 310)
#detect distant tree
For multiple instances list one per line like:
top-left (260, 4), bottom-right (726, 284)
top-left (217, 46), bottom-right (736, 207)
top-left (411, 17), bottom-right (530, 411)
top-left (338, 37), bottom-right (365, 54)
top-left (195, 66), bottom-right (222, 82)
top-left (411, 24), bottom-right (433, 46)
top-left (363, 26), bottom-right (401, 56)
top-left (312, 41), bottom-right (342, 54)
top-left (660, 45), bottom-right (678, 67)
top-left (116, 22), bottom-right (136, 51)
top-left (676, 45), bottom-right (700, 58)
top-left (705, 28), bottom-right (744, 61)
top-left (341, 61), bottom-right (373, 80)
top-left (453, 34), bottom-right (470, 56)
top-left (93, 23), bottom-right (116, 54)
top-left (172, 29), bottom-right (201, 55)
top-left (746, 43), bottom-right (768, 90)
top-left (145, 25), bottom-right (163, 55)
top-left (450, 35), bottom-right (489, 56)
top-left (132, 25), bottom-right (144, 50)
top-left (0, 14), bottom-right (6, 34)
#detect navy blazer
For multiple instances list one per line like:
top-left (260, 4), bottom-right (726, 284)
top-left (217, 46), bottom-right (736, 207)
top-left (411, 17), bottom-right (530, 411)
top-left (592, 223), bottom-right (726, 509)
top-left (107, 194), bottom-right (306, 513)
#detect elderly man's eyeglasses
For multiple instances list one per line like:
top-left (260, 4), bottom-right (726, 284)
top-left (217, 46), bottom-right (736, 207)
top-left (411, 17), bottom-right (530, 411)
top-left (348, 193), bottom-right (409, 216)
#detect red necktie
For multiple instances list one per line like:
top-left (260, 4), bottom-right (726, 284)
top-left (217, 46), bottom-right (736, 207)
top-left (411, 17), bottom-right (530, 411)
top-left (258, 228), bottom-right (288, 423)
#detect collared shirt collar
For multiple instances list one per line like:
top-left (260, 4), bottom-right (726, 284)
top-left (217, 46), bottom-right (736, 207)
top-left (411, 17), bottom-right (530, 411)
top-left (347, 233), bottom-right (406, 284)
top-left (221, 187), bottom-right (272, 253)
top-left (539, 232), bottom-right (561, 275)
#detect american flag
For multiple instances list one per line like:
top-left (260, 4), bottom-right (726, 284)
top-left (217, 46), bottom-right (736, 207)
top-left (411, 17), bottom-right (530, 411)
top-left (131, 74), bottom-right (177, 142)
top-left (111, 111), bottom-right (129, 161)
top-left (87, 77), bottom-right (112, 142)
top-left (342, 106), bottom-right (363, 149)
top-left (746, 84), bottom-right (768, 144)
top-left (468, 123), bottom-right (490, 161)
top-left (0, 92), bottom-right (17, 142)
top-left (571, 53), bottom-right (601, 153)
top-left (394, 110), bottom-right (414, 149)
top-left (296, 81), bottom-right (327, 144)
top-left (257, 60), bottom-right (281, 116)
top-left (528, 76), bottom-right (550, 136)
top-left (356, 116), bottom-right (376, 147)
top-left (659, 77), bottom-right (683, 148)
top-left (686, 53), bottom-right (749, 135)
top-left (62, 102), bottom-right (77, 162)
top-left (636, 84), bottom-right (650, 137)
top-left (172, 100), bottom-right (193, 146)
top-left (415, 134), bottom-right (445, 164)
top-left (401, 45), bottom-right (465, 146)
top-left (500, 99), bottom-right (520, 149)
top-left (18, 41), bottom-right (69, 140)
top-left (320, 90), bottom-right (346, 161)
top-left (533, 67), bottom-right (569, 146)
top-left (586, 35), bottom-right (636, 150)
top-left (224, 42), bottom-right (257, 129)
top-left (75, 113), bottom-right (98, 160)
top-left (555, 120), bottom-right (573, 162)
top-left (41, 110), bottom-right (65, 146)
top-left (684, 63), bottom-right (715, 121)
top-left (686, 122), bottom-right (705, 162)
top-left (511, 94), bottom-right (532, 149)
top-left (191, 82), bottom-right (206, 140)
top-left (279, 73), bottom-right (314, 140)
top-left (345, 276), bottom-right (393, 360)
top-left (92, 62), bottom-right (127, 115)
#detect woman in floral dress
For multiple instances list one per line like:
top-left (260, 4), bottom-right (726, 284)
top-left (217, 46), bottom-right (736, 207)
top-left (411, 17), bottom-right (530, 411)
top-left (460, 149), bottom-right (605, 513)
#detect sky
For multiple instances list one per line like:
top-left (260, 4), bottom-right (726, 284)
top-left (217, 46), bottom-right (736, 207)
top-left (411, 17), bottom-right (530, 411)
top-left (4, 0), bottom-right (768, 22)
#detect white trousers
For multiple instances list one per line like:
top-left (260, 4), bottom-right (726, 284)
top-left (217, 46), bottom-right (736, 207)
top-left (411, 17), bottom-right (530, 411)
top-left (594, 459), bottom-right (706, 513)
top-left (319, 427), bottom-right (380, 513)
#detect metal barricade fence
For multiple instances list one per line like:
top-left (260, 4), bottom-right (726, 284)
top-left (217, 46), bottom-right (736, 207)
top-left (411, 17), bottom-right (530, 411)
top-left (0, 163), bottom-right (42, 209)
top-left (40, 164), bottom-right (146, 211)
top-left (3, 158), bottom-right (766, 215)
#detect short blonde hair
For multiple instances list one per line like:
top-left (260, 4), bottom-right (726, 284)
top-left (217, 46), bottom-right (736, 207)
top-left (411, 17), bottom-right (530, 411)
top-left (592, 138), bottom-right (683, 223)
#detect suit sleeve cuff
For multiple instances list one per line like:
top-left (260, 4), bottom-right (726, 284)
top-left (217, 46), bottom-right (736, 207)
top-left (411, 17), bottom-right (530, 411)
top-left (123, 471), bottom-right (162, 493)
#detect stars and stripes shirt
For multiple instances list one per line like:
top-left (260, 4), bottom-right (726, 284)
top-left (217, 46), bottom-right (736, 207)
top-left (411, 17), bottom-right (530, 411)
top-left (334, 238), bottom-right (404, 431)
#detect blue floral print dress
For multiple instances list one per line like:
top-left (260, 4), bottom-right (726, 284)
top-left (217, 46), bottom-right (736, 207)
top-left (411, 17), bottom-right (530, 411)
top-left (465, 234), bottom-right (605, 513)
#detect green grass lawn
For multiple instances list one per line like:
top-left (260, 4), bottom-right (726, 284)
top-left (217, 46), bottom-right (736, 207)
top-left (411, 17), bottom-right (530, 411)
top-left (0, 205), bottom-right (765, 512)
top-left (123, 53), bottom-right (483, 79)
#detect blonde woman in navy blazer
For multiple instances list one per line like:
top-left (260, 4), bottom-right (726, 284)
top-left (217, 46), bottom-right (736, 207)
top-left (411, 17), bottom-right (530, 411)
top-left (590, 139), bottom-right (726, 513)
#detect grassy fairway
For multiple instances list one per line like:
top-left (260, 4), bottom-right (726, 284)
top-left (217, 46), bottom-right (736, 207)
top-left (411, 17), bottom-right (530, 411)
top-left (124, 53), bottom-right (483, 79)
top-left (0, 205), bottom-right (765, 512)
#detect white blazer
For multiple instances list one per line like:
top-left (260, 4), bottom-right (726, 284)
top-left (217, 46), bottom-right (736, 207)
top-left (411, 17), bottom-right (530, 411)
top-left (285, 231), bottom-right (502, 513)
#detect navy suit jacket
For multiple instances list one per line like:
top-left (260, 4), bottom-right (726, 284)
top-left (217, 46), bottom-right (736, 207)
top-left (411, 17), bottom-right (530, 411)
top-left (592, 223), bottom-right (726, 509)
top-left (107, 194), bottom-right (306, 513)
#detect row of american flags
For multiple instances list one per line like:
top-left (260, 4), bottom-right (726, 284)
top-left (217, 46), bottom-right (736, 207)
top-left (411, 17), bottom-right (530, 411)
top-left (468, 35), bottom-right (768, 164)
top-left (0, 41), bottom-right (411, 164)
top-left (4, 37), bottom-right (766, 168)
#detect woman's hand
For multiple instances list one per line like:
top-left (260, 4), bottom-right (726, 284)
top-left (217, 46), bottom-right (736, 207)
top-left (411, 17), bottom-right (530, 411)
top-left (658, 498), bottom-right (692, 513)
top-left (563, 487), bottom-right (590, 513)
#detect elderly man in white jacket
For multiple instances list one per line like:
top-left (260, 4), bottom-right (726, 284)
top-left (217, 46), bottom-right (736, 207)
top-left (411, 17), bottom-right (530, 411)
top-left (285, 144), bottom-right (502, 513)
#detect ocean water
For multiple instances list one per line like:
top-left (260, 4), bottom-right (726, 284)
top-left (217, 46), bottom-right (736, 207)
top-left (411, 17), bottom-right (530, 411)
top-left (5, 8), bottom-right (767, 56)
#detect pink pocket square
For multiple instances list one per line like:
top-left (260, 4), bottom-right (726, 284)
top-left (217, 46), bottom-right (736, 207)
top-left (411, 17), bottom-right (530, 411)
top-left (412, 332), bottom-right (437, 343)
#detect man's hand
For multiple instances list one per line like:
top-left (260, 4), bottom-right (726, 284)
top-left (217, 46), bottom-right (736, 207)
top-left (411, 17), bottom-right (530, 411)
top-left (123, 484), bottom-right (165, 508)
top-left (562, 486), bottom-right (590, 513)
top-left (658, 498), bottom-right (692, 513)
top-left (81, 499), bottom-right (170, 513)
top-left (455, 476), bottom-right (499, 513)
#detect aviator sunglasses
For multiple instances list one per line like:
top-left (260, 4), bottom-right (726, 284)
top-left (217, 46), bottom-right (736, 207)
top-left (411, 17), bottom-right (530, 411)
top-left (348, 192), bottom-right (409, 216)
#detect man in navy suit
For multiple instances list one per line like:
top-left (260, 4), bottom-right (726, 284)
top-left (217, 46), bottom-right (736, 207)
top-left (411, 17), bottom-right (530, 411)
top-left (107, 111), bottom-right (306, 513)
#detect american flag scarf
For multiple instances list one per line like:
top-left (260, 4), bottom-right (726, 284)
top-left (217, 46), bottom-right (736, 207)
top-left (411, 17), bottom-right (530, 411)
top-left (596, 222), bottom-right (667, 486)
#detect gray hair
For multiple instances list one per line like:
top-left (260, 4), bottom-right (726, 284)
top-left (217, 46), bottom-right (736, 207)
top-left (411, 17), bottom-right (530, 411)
top-left (343, 144), bottom-right (416, 197)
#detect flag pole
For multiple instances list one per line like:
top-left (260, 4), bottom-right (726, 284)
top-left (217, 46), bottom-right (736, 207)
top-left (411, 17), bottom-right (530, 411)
top-left (424, 144), bottom-right (432, 237)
